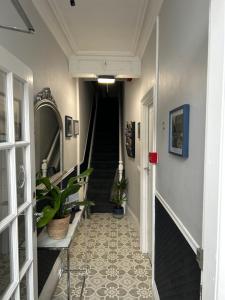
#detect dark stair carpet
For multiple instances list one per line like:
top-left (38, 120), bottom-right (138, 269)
top-left (87, 97), bottom-right (119, 213)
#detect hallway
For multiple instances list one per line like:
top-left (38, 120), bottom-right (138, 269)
top-left (52, 214), bottom-right (152, 300)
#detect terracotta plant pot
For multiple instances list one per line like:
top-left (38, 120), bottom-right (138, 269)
top-left (47, 214), bottom-right (70, 240)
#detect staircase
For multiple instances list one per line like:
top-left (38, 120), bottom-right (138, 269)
top-left (87, 97), bottom-right (119, 213)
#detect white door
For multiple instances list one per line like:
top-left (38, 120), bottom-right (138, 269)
top-left (0, 46), bottom-right (37, 299)
top-left (140, 88), bottom-right (155, 256)
top-left (147, 104), bottom-right (154, 255)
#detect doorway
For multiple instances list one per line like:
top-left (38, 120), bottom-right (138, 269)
top-left (0, 46), bottom-right (37, 299)
top-left (140, 87), bottom-right (156, 257)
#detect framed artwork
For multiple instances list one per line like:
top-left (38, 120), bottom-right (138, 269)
top-left (125, 121), bottom-right (135, 158)
top-left (169, 104), bottom-right (190, 158)
top-left (73, 120), bottom-right (79, 136)
top-left (65, 116), bottom-right (73, 137)
top-left (137, 122), bottom-right (141, 139)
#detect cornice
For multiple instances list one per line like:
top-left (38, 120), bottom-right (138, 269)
top-left (32, 0), bottom-right (73, 58)
top-left (136, 0), bottom-right (164, 58)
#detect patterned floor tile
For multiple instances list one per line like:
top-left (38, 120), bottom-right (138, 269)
top-left (52, 213), bottom-right (152, 299)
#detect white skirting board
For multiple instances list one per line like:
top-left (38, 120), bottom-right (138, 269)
top-left (152, 280), bottom-right (160, 300)
top-left (126, 205), bottom-right (140, 231)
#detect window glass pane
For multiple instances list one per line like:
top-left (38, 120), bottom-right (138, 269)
top-left (0, 70), bottom-right (7, 143)
top-left (13, 77), bottom-right (24, 141)
top-left (18, 212), bottom-right (28, 270)
top-left (20, 273), bottom-right (28, 300)
top-left (16, 148), bottom-right (27, 206)
top-left (0, 150), bottom-right (10, 221)
top-left (0, 227), bottom-right (12, 298)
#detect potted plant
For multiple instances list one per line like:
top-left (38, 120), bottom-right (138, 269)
top-left (36, 168), bottom-right (94, 239)
top-left (111, 177), bottom-right (128, 219)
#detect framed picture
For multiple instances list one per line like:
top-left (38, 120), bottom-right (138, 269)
top-left (65, 116), bottom-right (73, 137)
top-left (125, 121), bottom-right (135, 158)
top-left (169, 104), bottom-right (190, 158)
top-left (73, 120), bottom-right (79, 136)
top-left (137, 122), bottom-right (141, 139)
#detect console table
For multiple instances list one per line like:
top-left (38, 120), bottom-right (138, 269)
top-left (37, 209), bottom-right (86, 300)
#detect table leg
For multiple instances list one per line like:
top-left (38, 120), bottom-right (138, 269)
top-left (67, 248), bottom-right (71, 300)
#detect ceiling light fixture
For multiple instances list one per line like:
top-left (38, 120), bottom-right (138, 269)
top-left (70, 0), bottom-right (75, 6)
top-left (97, 75), bottom-right (116, 84)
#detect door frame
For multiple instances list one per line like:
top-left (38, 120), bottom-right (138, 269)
top-left (140, 86), bottom-right (157, 257)
top-left (202, 0), bottom-right (225, 298)
top-left (0, 45), bottom-right (37, 299)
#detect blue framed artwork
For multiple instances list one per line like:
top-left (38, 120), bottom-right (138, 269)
top-left (169, 104), bottom-right (190, 158)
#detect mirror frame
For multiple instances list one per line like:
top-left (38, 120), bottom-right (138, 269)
top-left (34, 88), bottom-right (64, 179)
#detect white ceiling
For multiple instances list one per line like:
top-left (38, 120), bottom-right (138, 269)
top-left (33, 0), bottom-right (152, 58)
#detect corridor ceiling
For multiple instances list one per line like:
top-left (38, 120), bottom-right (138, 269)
top-left (33, 0), bottom-right (154, 58)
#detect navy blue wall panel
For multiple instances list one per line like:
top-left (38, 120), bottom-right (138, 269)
top-left (155, 197), bottom-right (201, 299)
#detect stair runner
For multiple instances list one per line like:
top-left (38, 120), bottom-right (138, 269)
top-left (87, 97), bottom-right (119, 213)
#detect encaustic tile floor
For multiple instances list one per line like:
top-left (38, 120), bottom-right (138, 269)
top-left (52, 213), bottom-right (152, 300)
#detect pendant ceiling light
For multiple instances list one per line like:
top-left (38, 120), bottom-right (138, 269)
top-left (97, 75), bottom-right (116, 85)
top-left (70, 0), bottom-right (76, 6)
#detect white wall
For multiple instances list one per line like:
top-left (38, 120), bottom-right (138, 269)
top-left (124, 26), bottom-right (157, 222)
top-left (0, 0), bottom-right (78, 171)
top-left (78, 80), bottom-right (94, 163)
top-left (157, 0), bottom-right (209, 245)
top-left (124, 0), bottom-right (209, 245)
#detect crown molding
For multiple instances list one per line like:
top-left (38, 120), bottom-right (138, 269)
top-left (32, 0), bottom-right (73, 58)
top-left (33, 0), bottom-right (163, 68)
top-left (136, 0), bottom-right (164, 58)
top-left (33, 0), bottom-right (153, 59)
top-left (130, 0), bottom-right (149, 54)
top-left (48, 0), bottom-right (79, 53)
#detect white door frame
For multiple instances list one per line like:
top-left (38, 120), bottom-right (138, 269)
top-left (140, 86), bottom-right (157, 256)
top-left (202, 0), bottom-right (225, 299)
top-left (0, 46), bottom-right (37, 299)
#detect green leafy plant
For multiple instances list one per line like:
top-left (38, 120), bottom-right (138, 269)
top-left (111, 177), bottom-right (128, 208)
top-left (36, 168), bottom-right (94, 228)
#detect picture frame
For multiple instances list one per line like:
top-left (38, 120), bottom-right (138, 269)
top-left (125, 121), bottom-right (135, 158)
top-left (73, 120), bottom-right (79, 136)
top-left (169, 104), bottom-right (190, 158)
top-left (65, 116), bottom-right (73, 137)
top-left (137, 122), bottom-right (141, 139)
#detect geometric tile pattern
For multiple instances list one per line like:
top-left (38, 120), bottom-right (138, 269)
top-left (52, 213), bottom-right (152, 300)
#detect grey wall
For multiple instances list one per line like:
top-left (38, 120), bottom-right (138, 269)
top-left (124, 26), bottom-right (157, 223)
top-left (157, 0), bottom-right (209, 244)
top-left (124, 0), bottom-right (209, 244)
top-left (0, 0), bottom-right (78, 170)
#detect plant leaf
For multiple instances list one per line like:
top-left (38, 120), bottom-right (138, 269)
top-left (36, 177), bottom-right (52, 191)
top-left (67, 168), bottom-right (94, 187)
top-left (61, 184), bottom-right (81, 204)
top-left (36, 205), bottom-right (57, 228)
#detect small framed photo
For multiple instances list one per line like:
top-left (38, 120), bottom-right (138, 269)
top-left (169, 104), bottom-right (190, 158)
top-left (73, 120), bottom-right (79, 136)
top-left (137, 122), bottom-right (141, 139)
top-left (65, 116), bottom-right (73, 137)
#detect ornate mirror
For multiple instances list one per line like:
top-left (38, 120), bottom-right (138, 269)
top-left (34, 88), bottom-right (63, 179)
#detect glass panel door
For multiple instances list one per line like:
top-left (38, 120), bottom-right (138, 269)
top-left (0, 46), bottom-right (36, 300)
